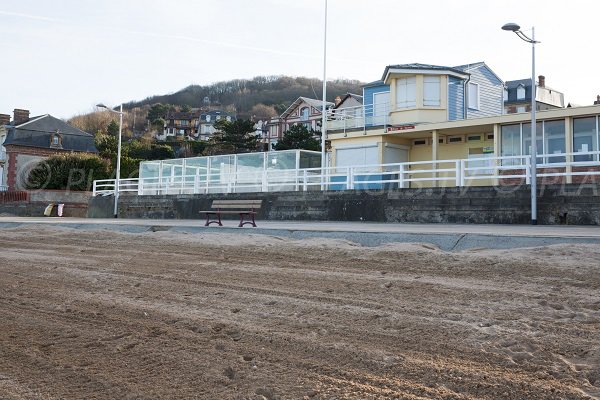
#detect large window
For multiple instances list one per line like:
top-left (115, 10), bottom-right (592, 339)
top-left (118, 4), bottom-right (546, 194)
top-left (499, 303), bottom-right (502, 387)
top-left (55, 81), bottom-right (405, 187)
top-left (502, 120), bottom-right (567, 165)
top-left (543, 120), bottom-right (566, 163)
top-left (423, 76), bottom-right (441, 106)
top-left (396, 77), bottom-right (416, 109)
top-left (517, 85), bottom-right (526, 100)
top-left (573, 117), bottom-right (598, 162)
top-left (468, 82), bottom-right (479, 110)
top-left (501, 124), bottom-right (521, 165)
top-left (523, 121), bottom-right (544, 165)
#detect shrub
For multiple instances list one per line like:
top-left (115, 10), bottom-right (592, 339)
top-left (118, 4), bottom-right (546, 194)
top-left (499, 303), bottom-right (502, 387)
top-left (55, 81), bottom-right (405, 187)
top-left (26, 154), bottom-right (111, 191)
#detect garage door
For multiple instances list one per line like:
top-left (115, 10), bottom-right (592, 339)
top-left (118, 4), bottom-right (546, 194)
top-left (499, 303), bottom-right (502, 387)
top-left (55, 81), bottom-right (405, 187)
top-left (336, 146), bottom-right (379, 168)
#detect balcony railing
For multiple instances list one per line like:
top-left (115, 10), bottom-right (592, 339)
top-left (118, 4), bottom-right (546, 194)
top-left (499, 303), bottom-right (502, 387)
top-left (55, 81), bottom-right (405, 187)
top-left (327, 103), bottom-right (390, 134)
top-left (92, 150), bottom-right (600, 196)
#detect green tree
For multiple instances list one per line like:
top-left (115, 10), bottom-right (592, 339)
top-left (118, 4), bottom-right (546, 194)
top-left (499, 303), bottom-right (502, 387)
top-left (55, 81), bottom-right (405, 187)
top-left (26, 154), bottom-right (111, 191)
top-left (126, 140), bottom-right (175, 160)
top-left (180, 104), bottom-right (192, 112)
top-left (147, 103), bottom-right (170, 123)
top-left (273, 124), bottom-right (321, 151)
top-left (206, 119), bottom-right (260, 155)
top-left (95, 132), bottom-right (118, 159)
top-left (106, 120), bottom-right (120, 137)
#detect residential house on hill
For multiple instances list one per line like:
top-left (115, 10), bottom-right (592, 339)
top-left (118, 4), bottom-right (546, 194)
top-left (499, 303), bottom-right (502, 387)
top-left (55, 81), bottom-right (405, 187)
top-left (0, 109), bottom-right (97, 190)
top-left (197, 110), bottom-right (235, 141)
top-left (504, 75), bottom-right (565, 114)
top-left (158, 109), bottom-right (236, 141)
top-left (265, 97), bottom-right (334, 148)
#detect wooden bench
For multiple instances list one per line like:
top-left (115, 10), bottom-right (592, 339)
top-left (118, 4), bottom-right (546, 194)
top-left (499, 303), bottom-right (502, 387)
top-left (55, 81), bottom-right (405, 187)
top-left (200, 200), bottom-right (262, 227)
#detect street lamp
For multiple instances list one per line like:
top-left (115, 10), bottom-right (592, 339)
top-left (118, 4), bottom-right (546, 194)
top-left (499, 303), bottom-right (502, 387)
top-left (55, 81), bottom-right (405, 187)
top-left (321, 0), bottom-right (328, 185)
top-left (96, 103), bottom-right (123, 218)
top-left (502, 22), bottom-right (540, 225)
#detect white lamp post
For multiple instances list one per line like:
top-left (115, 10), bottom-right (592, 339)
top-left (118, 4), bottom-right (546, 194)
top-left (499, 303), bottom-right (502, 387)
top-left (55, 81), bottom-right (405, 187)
top-left (321, 0), bottom-right (328, 186)
top-left (96, 103), bottom-right (123, 218)
top-left (502, 23), bottom-right (540, 225)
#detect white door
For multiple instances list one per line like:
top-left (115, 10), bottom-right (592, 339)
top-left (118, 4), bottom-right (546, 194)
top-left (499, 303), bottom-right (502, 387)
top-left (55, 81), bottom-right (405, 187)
top-left (336, 146), bottom-right (379, 168)
top-left (383, 147), bottom-right (409, 164)
top-left (373, 92), bottom-right (390, 126)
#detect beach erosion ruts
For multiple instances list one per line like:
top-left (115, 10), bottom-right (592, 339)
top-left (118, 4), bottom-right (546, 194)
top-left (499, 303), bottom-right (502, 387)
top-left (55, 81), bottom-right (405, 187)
top-left (0, 225), bottom-right (598, 399)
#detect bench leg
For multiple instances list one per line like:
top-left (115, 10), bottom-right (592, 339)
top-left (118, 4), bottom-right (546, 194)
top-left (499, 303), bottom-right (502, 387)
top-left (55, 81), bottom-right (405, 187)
top-left (238, 213), bottom-right (257, 228)
top-left (205, 212), bottom-right (223, 227)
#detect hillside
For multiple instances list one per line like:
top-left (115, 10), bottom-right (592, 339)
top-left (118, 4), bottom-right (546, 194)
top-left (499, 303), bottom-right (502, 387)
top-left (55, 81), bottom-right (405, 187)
top-left (124, 76), bottom-right (365, 119)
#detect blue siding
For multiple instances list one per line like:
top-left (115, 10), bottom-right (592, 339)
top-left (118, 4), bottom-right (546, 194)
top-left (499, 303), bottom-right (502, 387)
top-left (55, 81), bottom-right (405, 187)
top-left (466, 64), bottom-right (503, 118)
top-left (448, 76), bottom-right (464, 121)
top-left (363, 83), bottom-right (390, 118)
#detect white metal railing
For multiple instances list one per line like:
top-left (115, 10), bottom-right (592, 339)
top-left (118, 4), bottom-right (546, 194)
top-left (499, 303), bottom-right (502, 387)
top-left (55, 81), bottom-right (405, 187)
top-left (0, 185), bottom-right (8, 192)
top-left (327, 103), bottom-right (390, 134)
top-left (92, 151), bottom-right (600, 196)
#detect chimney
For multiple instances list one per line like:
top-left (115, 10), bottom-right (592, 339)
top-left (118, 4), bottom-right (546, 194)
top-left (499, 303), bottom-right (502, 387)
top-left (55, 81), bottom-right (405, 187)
top-left (538, 75), bottom-right (545, 88)
top-left (594, 95), bottom-right (600, 105)
top-left (13, 109), bottom-right (30, 125)
top-left (334, 96), bottom-right (342, 106)
top-left (0, 113), bottom-right (10, 126)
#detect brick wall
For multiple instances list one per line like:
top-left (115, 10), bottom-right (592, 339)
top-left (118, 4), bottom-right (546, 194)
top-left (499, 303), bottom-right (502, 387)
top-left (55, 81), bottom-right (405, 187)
top-left (5, 145), bottom-right (88, 190)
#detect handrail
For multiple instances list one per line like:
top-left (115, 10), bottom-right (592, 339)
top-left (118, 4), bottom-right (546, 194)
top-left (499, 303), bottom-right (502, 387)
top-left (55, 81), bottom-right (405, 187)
top-left (92, 151), bottom-right (600, 196)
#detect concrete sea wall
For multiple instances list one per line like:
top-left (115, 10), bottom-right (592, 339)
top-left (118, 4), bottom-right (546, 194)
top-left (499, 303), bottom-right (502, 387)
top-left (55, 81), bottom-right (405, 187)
top-left (88, 184), bottom-right (600, 225)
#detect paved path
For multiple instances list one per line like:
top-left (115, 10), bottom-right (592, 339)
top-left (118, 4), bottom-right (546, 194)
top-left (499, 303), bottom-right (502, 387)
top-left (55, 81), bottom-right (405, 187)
top-left (1, 217), bottom-right (599, 251)
top-left (0, 217), bottom-right (599, 237)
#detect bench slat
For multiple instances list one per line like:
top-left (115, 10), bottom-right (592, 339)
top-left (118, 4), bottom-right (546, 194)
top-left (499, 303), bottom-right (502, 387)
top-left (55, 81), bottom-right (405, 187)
top-left (212, 200), bottom-right (262, 205)
top-left (210, 205), bottom-right (261, 209)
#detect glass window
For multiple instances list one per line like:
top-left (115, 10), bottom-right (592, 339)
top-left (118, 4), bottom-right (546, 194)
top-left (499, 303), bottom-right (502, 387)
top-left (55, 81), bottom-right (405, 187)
top-left (468, 82), bottom-right (479, 110)
top-left (423, 76), bottom-right (441, 106)
top-left (522, 122), bottom-right (543, 165)
top-left (503, 88), bottom-right (508, 101)
top-left (501, 124), bottom-right (521, 165)
top-left (573, 117), bottom-right (598, 162)
top-left (396, 77), bottom-right (416, 109)
top-left (543, 120), bottom-right (566, 163)
top-left (300, 107), bottom-right (310, 121)
top-left (517, 85), bottom-right (526, 100)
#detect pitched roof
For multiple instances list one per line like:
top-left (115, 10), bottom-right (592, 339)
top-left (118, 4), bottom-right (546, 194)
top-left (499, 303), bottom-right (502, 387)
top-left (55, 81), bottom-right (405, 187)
top-left (4, 114), bottom-right (97, 152)
top-left (280, 97), bottom-right (334, 119)
top-left (382, 63), bottom-right (469, 81)
top-left (333, 93), bottom-right (363, 109)
top-left (362, 80), bottom-right (387, 88)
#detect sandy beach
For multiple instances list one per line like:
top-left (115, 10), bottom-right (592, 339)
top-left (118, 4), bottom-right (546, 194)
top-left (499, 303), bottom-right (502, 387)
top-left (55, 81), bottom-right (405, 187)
top-left (0, 225), bottom-right (598, 399)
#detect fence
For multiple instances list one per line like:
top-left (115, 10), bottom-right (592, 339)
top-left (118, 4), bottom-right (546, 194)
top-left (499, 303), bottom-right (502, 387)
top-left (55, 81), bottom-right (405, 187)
top-left (92, 150), bottom-right (600, 197)
top-left (0, 190), bottom-right (28, 202)
top-left (327, 103), bottom-right (390, 134)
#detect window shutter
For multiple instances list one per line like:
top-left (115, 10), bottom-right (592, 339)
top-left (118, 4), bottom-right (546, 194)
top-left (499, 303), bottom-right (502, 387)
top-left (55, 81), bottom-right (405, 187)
top-left (423, 76), bottom-right (441, 106)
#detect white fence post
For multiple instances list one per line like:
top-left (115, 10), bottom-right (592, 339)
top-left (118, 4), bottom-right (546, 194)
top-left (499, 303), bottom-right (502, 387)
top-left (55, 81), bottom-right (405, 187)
top-left (303, 170), bottom-right (308, 191)
top-left (455, 160), bottom-right (461, 187)
top-left (399, 164), bottom-right (405, 189)
top-left (525, 156), bottom-right (531, 185)
top-left (459, 160), bottom-right (466, 187)
top-left (348, 167), bottom-right (354, 190)
top-left (262, 170), bottom-right (268, 192)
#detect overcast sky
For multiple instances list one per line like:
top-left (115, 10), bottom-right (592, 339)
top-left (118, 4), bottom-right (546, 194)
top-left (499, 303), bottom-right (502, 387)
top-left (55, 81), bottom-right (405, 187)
top-left (0, 0), bottom-right (598, 119)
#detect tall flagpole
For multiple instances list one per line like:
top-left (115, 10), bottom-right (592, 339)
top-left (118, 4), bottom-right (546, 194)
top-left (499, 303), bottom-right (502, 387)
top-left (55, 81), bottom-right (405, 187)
top-left (321, 0), bottom-right (328, 182)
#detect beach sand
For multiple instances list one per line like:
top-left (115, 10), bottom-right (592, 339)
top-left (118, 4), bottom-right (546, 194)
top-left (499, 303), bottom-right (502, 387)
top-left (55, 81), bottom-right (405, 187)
top-left (0, 225), bottom-right (598, 399)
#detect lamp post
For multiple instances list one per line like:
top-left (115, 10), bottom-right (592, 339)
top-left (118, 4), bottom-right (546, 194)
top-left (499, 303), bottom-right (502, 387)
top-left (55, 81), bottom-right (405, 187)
top-left (96, 103), bottom-right (123, 218)
top-left (502, 22), bottom-right (540, 225)
top-left (321, 0), bottom-right (328, 186)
